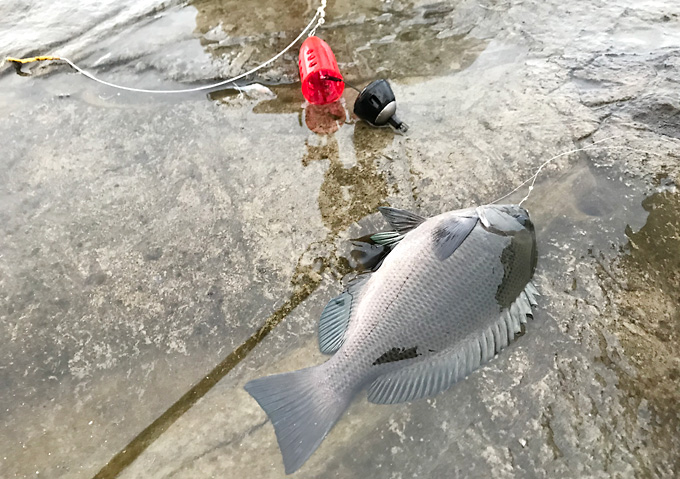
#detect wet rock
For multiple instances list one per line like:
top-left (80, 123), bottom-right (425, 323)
top-left (1, 0), bottom-right (680, 478)
top-left (631, 98), bottom-right (680, 139)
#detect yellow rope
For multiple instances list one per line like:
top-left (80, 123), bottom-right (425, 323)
top-left (6, 56), bottom-right (63, 64)
top-left (3, 0), bottom-right (328, 94)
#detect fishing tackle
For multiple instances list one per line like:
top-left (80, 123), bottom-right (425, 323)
top-left (298, 36), bottom-right (345, 105)
top-left (353, 79), bottom-right (408, 132)
top-left (313, 74), bottom-right (409, 133)
top-left (297, 35), bottom-right (408, 132)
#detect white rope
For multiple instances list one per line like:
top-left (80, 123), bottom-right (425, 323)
top-left (308, 0), bottom-right (327, 37)
top-left (10, 1), bottom-right (327, 94)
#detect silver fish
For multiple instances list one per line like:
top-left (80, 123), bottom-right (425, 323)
top-left (245, 204), bottom-right (539, 473)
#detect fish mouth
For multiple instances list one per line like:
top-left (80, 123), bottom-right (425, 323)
top-left (513, 209), bottom-right (533, 231)
top-left (514, 210), bottom-right (532, 228)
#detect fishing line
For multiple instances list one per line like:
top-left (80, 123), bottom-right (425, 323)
top-left (321, 74), bottom-right (362, 92)
top-left (5, 0), bottom-right (327, 94)
top-left (491, 135), bottom-right (666, 206)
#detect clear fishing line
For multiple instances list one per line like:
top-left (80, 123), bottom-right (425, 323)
top-left (5, 1), bottom-right (327, 94)
top-left (491, 135), bottom-right (667, 206)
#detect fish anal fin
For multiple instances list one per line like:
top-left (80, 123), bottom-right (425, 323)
top-left (367, 343), bottom-right (476, 405)
top-left (367, 283), bottom-right (538, 405)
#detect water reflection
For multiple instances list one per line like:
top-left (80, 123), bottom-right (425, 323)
top-left (303, 122), bottom-right (392, 232)
top-left (191, 0), bottom-right (487, 85)
top-left (303, 101), bottom-right (348, 134)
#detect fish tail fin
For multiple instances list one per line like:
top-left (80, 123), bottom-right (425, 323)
top-left (244, 365), bottom-right (347, 474)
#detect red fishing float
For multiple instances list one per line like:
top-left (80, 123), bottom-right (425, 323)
top-left (298, 36), bottom-right (344, 105)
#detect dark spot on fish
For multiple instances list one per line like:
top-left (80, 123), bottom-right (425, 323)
top-left (496, 229), bottom-right (537, 308)
top-left (497, 244), bottom-right (516, 308)
top-left (373, 346), bottom-right (421, 365)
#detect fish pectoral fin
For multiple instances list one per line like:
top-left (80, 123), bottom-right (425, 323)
top-left (431, 215), bottom-right (479, 261)
top-left (318, 275), bottom-right (368, 354)
top-left (367, 283), bottom-right (539, 405)
top-left (318, 293), bottom-right (352, 354)
top-left (378, 207), bottom-right (427, 234)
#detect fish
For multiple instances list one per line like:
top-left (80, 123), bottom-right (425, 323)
top-left (244, 204), bottom-right (539, 474)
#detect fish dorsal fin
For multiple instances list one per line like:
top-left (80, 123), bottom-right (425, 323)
top-left (366, 282), bottom-right (538, 405)
top-left (318, 275), bottom-right (369, 354)
top-left (431, 214), bottom-right (479, 261)
top-left (379, 207), bottom-right (427, 234)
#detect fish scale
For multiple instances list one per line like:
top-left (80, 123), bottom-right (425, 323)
top-left (326, 220), bottom-right (510, 383)
top-left (245, 204), bottom-right (538, 474)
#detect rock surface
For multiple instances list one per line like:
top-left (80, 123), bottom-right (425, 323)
top-left (1, 0), bottom-right (678, 478)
